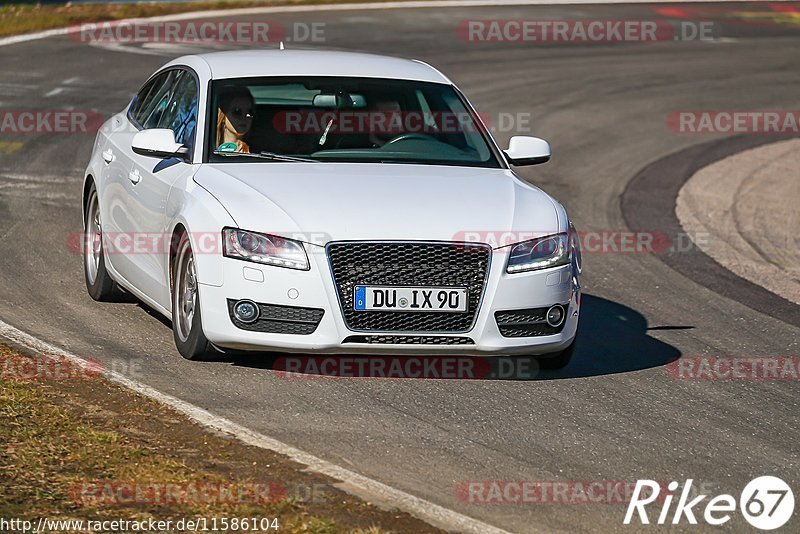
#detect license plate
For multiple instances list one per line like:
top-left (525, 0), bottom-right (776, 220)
top-left (354, 286), bottom-right (468, 312)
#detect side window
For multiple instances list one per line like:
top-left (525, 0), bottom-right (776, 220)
top-left (158, 72), bottom-right (198, 150)
top-left (131, 70), bottom-right (182, 130)
top-left (129, 76), bottom-right (161, 125)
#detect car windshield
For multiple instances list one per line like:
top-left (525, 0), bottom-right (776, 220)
top-left (206, 76), bottom-right (502, 167)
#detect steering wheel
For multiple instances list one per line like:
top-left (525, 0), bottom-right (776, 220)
top-left (383, 133), bottom-right (438, 145)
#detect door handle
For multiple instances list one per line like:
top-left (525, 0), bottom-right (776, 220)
top-left (101, 149), bottom-right (115, 164)
top-left (128, 169), bottom-right (141, 185)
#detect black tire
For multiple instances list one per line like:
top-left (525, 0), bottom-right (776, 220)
top-left (171, 232), bottom-right (212, 360)
top-left (536, 339), bottom-right (577, 370)
top-left (83, 183), bottom-right (119, 301)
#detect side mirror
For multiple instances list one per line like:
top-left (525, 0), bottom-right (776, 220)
top-left (132, 129), bottom-right (187, 159)
top-left (503, 136), bottom-right (551, 166)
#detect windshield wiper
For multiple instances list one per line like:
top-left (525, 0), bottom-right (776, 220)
top-left (259, 151), bottom-right (318, 163)
top-left (213, 150), bottom-right (317, 163)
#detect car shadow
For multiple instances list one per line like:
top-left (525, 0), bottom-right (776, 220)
top-left (532, 293), bottom-right (682, 380)
top-left (221, 293), bottom-right (683, 381)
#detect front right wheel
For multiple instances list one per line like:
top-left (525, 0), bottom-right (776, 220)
top-left (172, 233), bottom-right (212, 360)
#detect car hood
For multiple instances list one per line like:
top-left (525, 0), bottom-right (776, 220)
top-left (193, 162), bottom-right (562, 247)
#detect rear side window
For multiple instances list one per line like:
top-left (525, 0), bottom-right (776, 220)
top-left (129, 70), bottom-right (182, 129)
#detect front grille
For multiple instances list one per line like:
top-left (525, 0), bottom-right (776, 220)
top-left (227, 300), bottom-right (324, 334)
top-left (495, 306), bottom-right (568, 337)
top-left (342, 335), bottom-right (475, 345)
top-left (327, 242), bottom-right (491, 333)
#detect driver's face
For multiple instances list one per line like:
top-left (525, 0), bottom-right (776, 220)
top-left (223, 96), bottom-right (254, 134)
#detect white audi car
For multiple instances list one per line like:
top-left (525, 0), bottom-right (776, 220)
top-left (83, 50), bottom-right (582, 368)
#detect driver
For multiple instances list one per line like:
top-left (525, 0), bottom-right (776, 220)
top-left (369, 96), bottom-right (403, 148)
top-left (216, 86), bottom-right (255, 153)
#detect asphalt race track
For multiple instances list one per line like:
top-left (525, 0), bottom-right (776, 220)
top-left (1, 2), bottom-right (799, 532)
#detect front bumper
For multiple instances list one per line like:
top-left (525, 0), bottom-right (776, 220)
top-left (198, 248), bottom-right (580, 356)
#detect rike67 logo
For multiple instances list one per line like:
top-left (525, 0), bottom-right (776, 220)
top-left (624, 477), bottom-right (794, 530)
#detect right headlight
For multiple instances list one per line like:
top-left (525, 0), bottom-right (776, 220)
top-left (506, 233), bottom-right (569, 273)
top-left (222, 228), bottom-right (309, 270)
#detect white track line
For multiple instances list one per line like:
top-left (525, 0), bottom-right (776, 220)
top-left (0, 0), bottom-right (775, 48)
top-left (0, 319), bottom-right (512, 534)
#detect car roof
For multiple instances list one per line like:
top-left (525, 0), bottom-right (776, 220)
top-left (166, 49), bottom-right (452, 84)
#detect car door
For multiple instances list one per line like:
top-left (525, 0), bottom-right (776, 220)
top-left (103, 69), bottom-right (189, 308)
top-left (126, 69), bottom-right (200, 310)
top-left (102, 70), bottom-right (178, 294)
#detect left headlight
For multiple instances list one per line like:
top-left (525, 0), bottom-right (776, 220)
top-left (506, 233), bottom-right (569, 273)
top-left (223, 228), bottom-right (309, 270)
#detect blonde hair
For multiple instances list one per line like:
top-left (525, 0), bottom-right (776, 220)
top-left (216, 108), bottom-right (250, 153)
top-left (216, 108), bottom-right (226, 147)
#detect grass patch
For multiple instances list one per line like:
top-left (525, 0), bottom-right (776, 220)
top-left (0, 0), bottom-right (391, 38)
top-left (0, 344), bottom-right (439, 533)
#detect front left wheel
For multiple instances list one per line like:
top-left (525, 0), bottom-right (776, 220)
top-left (84, 183), bottom-right (119, 301)
top-left (172, 233), bottom-right (212, 360)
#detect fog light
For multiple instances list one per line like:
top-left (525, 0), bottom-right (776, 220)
top-left (546, 305), bottom-right (565, 327)
top-left (233, 300), bottom-right (259, 323)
